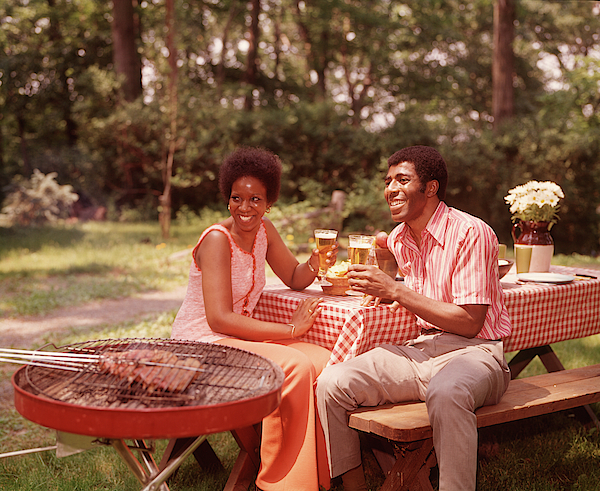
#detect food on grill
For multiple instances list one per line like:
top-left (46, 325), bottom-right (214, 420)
top-left (99, 349), bottom-right (202, 393)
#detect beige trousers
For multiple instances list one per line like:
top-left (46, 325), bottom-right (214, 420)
top-left (315, 332), bottom-right (510, 491)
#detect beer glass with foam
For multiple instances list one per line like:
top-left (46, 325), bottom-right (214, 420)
top-left (314, 229), bottom-right (338, 285)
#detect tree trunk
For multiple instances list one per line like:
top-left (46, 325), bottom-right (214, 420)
top-left (216, 3), bottom-right (240, 96)
top-left (111, 0), bottom-right (143, 102)
top-left (244, 0), bottom-right (261, 111)
top-left (160, 0), bottom-right (178, 239)
top-left (17, 116), bottom-right (31, 176)
top-left (492, 0), bottom-right (515, 130)
top-left (47, 0), bottom-right (77, 145)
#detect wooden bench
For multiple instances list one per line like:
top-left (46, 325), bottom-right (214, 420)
top-left (348, 364), bottom-right (600, 491)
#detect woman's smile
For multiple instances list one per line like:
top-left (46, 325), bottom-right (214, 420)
top-left (229, 176), bottom-right (269, 233)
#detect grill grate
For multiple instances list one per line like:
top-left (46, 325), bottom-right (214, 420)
top-left (21, 338), bottom-right (281, 409)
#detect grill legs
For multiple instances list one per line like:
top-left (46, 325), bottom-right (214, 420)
top-left (110, 436), bottom-right (207, 491)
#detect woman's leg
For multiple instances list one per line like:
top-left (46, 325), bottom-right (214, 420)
top-left (218, 338), bottom-right (330, 491)
top-left (273, 339), bottom-right (332, 488)
top-left (273, 338), bottom-right (332, 376)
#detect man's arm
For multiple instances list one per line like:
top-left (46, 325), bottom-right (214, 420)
top-left (348, 265), bottom-right (488, 338)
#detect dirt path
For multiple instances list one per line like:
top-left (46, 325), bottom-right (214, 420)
top-left (0, 286), bottom-right (189, 349)
top-left (0, 275), bottom-right (286, 349)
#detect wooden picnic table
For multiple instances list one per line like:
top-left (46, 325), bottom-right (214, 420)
top-left (252, 265), bottom-right (600, 490)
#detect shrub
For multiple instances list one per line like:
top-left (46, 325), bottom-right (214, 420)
top-left (1, 170), bottom-right (79, 226)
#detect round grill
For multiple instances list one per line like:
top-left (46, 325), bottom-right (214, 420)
top-left (13, 338), bottom-right (284, 439)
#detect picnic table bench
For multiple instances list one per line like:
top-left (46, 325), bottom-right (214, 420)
top-left (348, 363), bottom-right (600, 491)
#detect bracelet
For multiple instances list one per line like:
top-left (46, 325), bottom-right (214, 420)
top-left (288, 323), bottom-right (297, 338)
top-left (306, 260), bottom-right (317, 273)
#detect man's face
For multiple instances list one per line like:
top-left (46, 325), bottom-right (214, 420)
top-left (384, 161), bottom-right (429, 225)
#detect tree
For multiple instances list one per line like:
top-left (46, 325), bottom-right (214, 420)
top-left (110, 0), bottom-right (143, 102)
top-left (159, 0), bottom-right (177, 239)
top-left (492, 0), bottom-right (515, 129)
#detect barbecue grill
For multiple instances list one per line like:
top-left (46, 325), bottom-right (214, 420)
top-left (10, 338), bottom-right (284, 491)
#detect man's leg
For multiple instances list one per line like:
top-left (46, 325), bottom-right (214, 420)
top-left (426, 347), bottom-right (509, 491)
top-left (316, 345), bottom-right (427, 479)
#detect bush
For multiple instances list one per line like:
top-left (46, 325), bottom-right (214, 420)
top-left (0, 170), bottom-right (79, 226)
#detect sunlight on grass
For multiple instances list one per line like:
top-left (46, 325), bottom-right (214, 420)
top-left (0, 222), bottom-right (202, 317)
top-left (1, 220), bottom-right (600, 490)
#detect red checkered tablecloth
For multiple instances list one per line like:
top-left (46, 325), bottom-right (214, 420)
top-left (501, 266), bottom-right (600, 352)
top-left (253, 287), bottom-right (420, 365)
top-left (253, 266), bottom-right (600, 365)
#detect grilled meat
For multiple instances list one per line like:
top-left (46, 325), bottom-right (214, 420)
top-left (99, 349), bottom-right (202, 393)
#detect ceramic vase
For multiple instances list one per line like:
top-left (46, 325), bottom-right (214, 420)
top-left (512, 220), bottom-right (554, 273)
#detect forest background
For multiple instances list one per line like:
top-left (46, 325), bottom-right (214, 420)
top-left (1, 0), bottom-right (600, 254)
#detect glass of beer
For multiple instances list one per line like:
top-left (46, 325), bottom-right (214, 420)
top-left (515, 244), bottom-right (533, 274)
top-left (346, 235), bottom-right (375, 295)
top-left (314, 229), bottom-right (338, 285)
top-left (348, 235), bottom-right (375, 265)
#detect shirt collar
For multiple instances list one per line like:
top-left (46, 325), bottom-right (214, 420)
top-left (397, 201), bottom-right (449, 249)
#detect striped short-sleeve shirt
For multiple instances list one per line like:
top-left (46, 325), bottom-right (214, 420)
top-left (388, 202), bottom-right (512, 340)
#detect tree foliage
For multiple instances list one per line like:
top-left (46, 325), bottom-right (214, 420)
top-left (1, 0), bottom-right (600, 253)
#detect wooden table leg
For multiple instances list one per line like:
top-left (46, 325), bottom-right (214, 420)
top-left (508, 346), bottom-right (561, 379)
top-left (159, 437), bottom-right (223, 474)
top-left (376, 439), bottom-right (435, 491)
top-left (224, 424), bottom-right (261, 491)
top-left (158, 425), bottom-right (261, 491)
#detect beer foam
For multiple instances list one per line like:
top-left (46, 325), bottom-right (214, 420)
top-left (315, 231), bottom-right (338, 239)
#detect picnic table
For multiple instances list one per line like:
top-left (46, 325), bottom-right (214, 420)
top-left (253, 265), bottom-right (600, 373)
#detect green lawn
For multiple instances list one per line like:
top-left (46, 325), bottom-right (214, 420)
top-left (1, 221), bottom-right (599, 490)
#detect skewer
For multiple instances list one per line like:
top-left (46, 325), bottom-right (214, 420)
top-left (0, 348), bottom-right (99, 371)
top-left (0, 348), bottom-right (205, 374)
top-left (0, 348), bottom-right (98, 361)
top-left (0, 358), bottom-right (83, 372)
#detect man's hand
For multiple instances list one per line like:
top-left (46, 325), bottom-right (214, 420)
top-left (348, 264), bottom-right (397, 299)
top-left (360, 294), bottom-right (401, 313)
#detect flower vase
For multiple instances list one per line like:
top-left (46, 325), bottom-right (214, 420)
top-left (511, 220), bottom-right (554, 273)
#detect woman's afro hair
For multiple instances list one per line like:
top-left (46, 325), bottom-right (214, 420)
top-left (218, 147), bottom-right (282, 204)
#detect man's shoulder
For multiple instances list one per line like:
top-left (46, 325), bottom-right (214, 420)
top-left (446, 206), bottom-right (494, 233)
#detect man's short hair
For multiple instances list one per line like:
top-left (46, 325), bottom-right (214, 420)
top-left (387, 146), bottom-right (448, 200)
top-left (219, 147), bottom-right (282, 204)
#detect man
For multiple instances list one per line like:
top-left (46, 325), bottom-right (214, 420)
top-left (316, 145), bottom-right (511, 491)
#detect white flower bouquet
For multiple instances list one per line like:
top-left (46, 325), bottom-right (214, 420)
top-left (504, 180), bottom-right (564, 226)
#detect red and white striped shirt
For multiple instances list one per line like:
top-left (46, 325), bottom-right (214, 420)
top-left (388, 202), bottom-right (512, 340)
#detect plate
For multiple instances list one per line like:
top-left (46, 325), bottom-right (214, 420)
top-left (517, 273), bottom-right (574, 284)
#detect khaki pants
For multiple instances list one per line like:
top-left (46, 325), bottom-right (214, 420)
top-left (315, 332), bottom-right (510, 491)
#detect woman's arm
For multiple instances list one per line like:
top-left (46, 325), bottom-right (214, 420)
top-left (199, 230), bottom-right (322, 341)
top-left (263, 218), bottom-right (334, 290)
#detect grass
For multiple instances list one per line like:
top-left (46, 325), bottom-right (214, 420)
top-left (0, 221), bottom-right (204, 317)
top-left (1, 220), bottom-right (600, 490)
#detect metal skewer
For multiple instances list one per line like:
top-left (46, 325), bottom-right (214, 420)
top-left (0, 348), bottom-right (99, 371)
top-left (0, 348), bottom-right (206, 373)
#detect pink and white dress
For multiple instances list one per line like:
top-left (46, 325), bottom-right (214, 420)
top-left (171, 221), bottom-right (267, 343)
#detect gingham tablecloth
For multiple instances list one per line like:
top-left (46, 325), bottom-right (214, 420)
top-left (253, 266), bottom-right (600, 365)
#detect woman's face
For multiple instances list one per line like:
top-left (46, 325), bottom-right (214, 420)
top-left (229, 176), bottom-right (270, 233)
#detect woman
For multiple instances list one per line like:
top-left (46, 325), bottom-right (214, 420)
top-left (172, 147), bottom-right (334, 491)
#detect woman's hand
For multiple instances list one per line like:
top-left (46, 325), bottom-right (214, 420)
top-left (309, 242), bottom-right (339, 271)
top-left (290, 297), bottom-right (323, 337)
